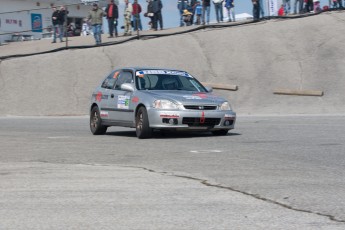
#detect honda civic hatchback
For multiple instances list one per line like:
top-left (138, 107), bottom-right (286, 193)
top-left (89, 67), bottom-right (236, 138)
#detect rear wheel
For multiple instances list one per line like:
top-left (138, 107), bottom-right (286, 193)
top-left (136, 107), bottom-right (152, 139)
top-left (90, 106), bottom-right (107, 135)
top-left (212, 129), bottom-right (229, 136)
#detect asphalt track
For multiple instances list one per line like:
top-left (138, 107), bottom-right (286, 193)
top-left (0, 115), bottom-right (345, 229)
top-left (1, 10), bottom-right (345, 229)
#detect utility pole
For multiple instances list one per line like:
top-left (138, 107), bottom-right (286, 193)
top-left (65, 6), bottom-right (68, 48)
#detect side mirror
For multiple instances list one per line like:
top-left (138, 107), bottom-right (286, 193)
top-left (121, 83), bottom-right (135, 92)
top-left (205, 86), bottom-right (213, 93)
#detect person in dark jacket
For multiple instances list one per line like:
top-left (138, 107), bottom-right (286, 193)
top-left (144, 0), bottom-right (154, 29)
top-left (190, 0), bottom-right (197, 25)
top-left (151, 0), bottom-right (163, 30)
top-left (51, 7), bottom-right (60, 43)
top-left (202, 0), bottom-right (211, 25)
top-left (252, 0), bottom-right (260, 21)
top-left (58, 6), bottom-right (68, 41)
top-left (105, 0), bottom-right (119, 37)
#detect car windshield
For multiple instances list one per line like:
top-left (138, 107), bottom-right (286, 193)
top-left (135, 70), bottom-right (207, 92)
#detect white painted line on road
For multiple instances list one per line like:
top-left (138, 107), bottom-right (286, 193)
top-left (190, 150), bottom-right (222, 153)
top-left (47, 136), bottom-right (71, 139)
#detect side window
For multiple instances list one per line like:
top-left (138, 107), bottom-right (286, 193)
top-left (101, 71), bottom-right (119, 89)
top-left (114, 71), bottom-right (133, 90)
top-left (137, 75), bottom-right (159, 90)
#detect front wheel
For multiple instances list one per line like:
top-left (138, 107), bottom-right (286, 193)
top-left (90, 106), bottom-right (107, 135)
top-left (212, 129), bottom-right (229, 136)
top-left (136, 107), bottom-right (152, 139)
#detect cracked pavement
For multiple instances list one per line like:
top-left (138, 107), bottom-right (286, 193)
top-left (0, 116), bottom-right (345, 229)
top-left (0, 162), bottom-right (344, 230)
top-left (1, 11), bottom-right (345, 229)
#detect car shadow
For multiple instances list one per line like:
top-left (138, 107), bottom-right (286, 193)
top-left (105, 130), bottom-right (241, 139)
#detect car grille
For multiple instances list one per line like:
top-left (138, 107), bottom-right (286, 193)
top-left (182, 117), bottom-right (221, 127)
top-left (183, 105), bottom-right (217, 110)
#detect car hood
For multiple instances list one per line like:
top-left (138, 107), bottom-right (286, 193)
top-left (143, 91), bottom-right (226, 105)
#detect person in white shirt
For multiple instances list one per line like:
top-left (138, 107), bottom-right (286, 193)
top-left (213, 0), bottom-right (224, 23)
top-left (124, 0), bottom-right (133, 36)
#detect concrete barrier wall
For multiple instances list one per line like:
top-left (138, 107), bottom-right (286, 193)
top-left (1, 12), bottom-right (345, 116)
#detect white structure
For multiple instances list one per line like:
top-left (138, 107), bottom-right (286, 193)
top-left (0, 0), bottom-right (107, 43)
top-left (235, 13), bottom-right (254, 21)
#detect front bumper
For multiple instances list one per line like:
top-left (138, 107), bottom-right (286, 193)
top-left (147, 108), bottom-right (236, 131)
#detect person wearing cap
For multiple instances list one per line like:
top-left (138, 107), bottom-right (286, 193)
top-left (182, 9), bottom-right (193, 26)
top-left (87, 3), bottom-right (106, 45)
top-left (105, 0), bottom-right (119, 38)
top-left (177, 0), bottom-right (188, 27)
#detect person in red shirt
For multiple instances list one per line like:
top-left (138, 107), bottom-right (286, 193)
top-left (105, 0), bottom-right (119, 37)
top-left (132, 0), bottom-right (143, 31)
top-left (278, 4), bottom-right (285, 16)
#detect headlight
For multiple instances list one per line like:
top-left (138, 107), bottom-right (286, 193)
top-left (219, 102), bottom-right (232, 110)
top-left (153, 100), bottom-right (180, 109)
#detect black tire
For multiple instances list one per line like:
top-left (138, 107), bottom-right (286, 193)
top-left (136, 107), bottom-right (152, 139)
top-left (90, 106), bottom-right (107, 135)
top-left (212, 129), bottom-right (229, 136)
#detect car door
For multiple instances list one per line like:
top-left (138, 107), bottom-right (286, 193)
top-left (107, 70), bottom-right (135, 124)
top-left (96, 70), bottom-right (119, 121)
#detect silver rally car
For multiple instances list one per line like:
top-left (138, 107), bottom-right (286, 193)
top-left (90, 67), bottom-right (236, 138)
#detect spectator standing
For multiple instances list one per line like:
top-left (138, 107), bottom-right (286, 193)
top-left (278, 4), bottom-right (285, 15)
top-left (293, 0), bottom-right (304, 14)
top-left (283, 0), bottom-right (291, 15)
top-left (152, 0), bottom-right (163, 30)
top-left (132, 0), bottom-right (143, 31)
top-left (190, 0), bottom-right (198, 25)
top-left (177, 0), bottom-right (188, 27)
top-left (124, 0), bottom-right (133, 36)
top-left (213, 0), bottom-right (223, 23)
top-left (304, 0), bottom-right (313, 12)
top-left (252, 0), bottom-right (260, 21)
top-left (259, 0), bottom-right (265, 17)
top-left (202, 0), bottom-right (211, 25)
top-left (145, 0), bottom-right (154, 29)
top-left (58, 6), bottom-right (68, 41)
top-left (195, 1), bottom-right (203, 24)
top-left (81, 18), bottom-right (90, 36)
top-left (157, 0), bottom-right (164, 30)
top-left (225, 0), bottom-right (235, 22)
top-left (332, 0), bottom-right (338, 8)
top-left (51, 7), bottom-right (62, 43)
top-left (105, 0), bottom-right (119, 38)
top-left (335, 0), bottom-right (343, 8)
top-left (87, 3), bottom-right (106, 45)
